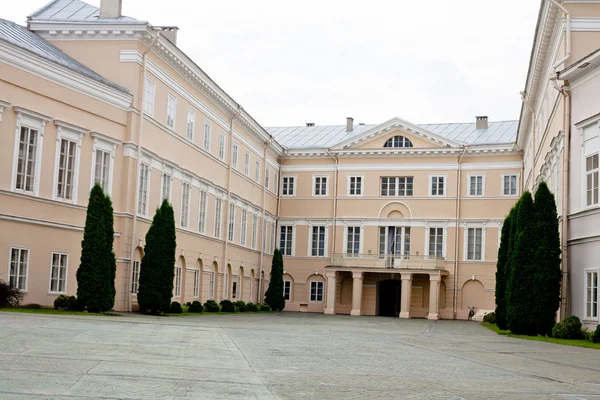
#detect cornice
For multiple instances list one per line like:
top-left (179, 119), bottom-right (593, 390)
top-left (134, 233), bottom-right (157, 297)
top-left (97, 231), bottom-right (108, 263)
top-left (284, 144), bottom-right (519, 158)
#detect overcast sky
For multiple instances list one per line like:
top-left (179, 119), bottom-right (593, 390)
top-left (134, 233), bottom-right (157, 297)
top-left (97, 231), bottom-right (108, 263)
top-left (6, 0), bottom-right (540, 126)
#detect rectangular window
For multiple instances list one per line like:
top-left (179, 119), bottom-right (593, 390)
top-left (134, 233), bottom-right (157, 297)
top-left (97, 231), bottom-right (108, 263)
top-left (469, 175), bottom-right (484, 196)
top-left (587, 271), bottom-right (598, 319)
top-left (503, 174), bottom-right (518, 196)
top-left (255, 161), bottom-right (260, 182)
top-left (166, 94), bottom-right (177, 129)
top-left (380, 177), bottom-right (413, 196)
top-left (203, 122), bottom-right (211, 151)
top-left (467, 228), bottom-right (483, 261)
top-left (314, 176), bottom-right (328, 196)
top-left (209, 271), bottom-right (215, 299)
top-left (280, 226), bottom-right (293, 256)
top-left (214, 198), bottom-right (222, 238)
top-left (15, 126), bottom-right (39, 193)
top-left (265, 169), bottom-right (270, 189)
top-left (274, 173), bottom-right (279, 195)
top-left (586, 154), bottom-right (599, 207)
top-left (137, 163), bottom-right (150, 216)
top-left (429, 228), bottom-right (444, 257)
top-left (379, 227), bottom-right (386, 259)
top-left (310, 281), bottom-right (324, 301)
top-left (251, 214), bottom-right (258, 249)
top-left (56, 138), bottom-right (77, 200)
top-left (131, 260), bottom-right (140, 294)
top-left (224, 273), bottom-right (229, 299)
top-left (232, 144), bottom-right (239, 169)
top-left (186, 109), bottom-right (195, 140)
top-left (431, 175), bottom-right (445, 196)
top-left (349, 176), bottom-right (363, 196)
top-left (9, 247), bottom-right (28, 290)
top-left (174, 266), bottom-right (182, 297)
top-left (198, 190), bottom-right (207, 233)
top-left (284, 280), bottom-right (291, 301)
top-left (180, 182), bottom-right (190, 228)
top-left (49, 252), bottom-right (67, 293)
top-left (311, 226), bottom-right (326, 257)
top-left (193, 269), bottom-right (200, 298)
top-left (228, 203), bottom-right (235, 242)
top-left (219, 133), bottom-right (226, 160)
top-left (144, 79), bottom-right (155, 116)
top-left (346, 226), bottom-right (360, 256)
top-left (161, 173), bottom-right (171, 202)
top-left (240, 210), bottom-right (247, 246)
top-left (282, 176), bottom-right (295, 196)
top-left (244, 153), bottom-right (250, 176)
top-left (94, 149), bottom-right (111, 193)
top-left (270, 222), bottom-right (276, 254)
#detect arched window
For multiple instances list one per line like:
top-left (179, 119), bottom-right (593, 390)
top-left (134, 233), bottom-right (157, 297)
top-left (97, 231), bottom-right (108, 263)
top-left (384, 135), bottom-right (413, 148)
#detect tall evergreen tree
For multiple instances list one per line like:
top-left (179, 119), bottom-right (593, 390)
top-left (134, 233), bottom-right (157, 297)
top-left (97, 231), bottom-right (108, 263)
top-left (138, 200), bottom-right (177, 314)
top-left (264, 248), bottom-right (285, 311)
top-left (495, 207), bottom-right (514, 330)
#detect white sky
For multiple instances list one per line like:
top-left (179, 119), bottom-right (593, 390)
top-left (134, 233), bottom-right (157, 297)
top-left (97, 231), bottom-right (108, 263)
top-left (5, 0), bottom-right (540, 127)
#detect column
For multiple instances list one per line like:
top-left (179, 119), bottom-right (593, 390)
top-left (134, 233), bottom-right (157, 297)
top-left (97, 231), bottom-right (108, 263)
top-left (428, 274), bottom-right (441, 320)
top-left (399, 272), bottom-right (412, 319)
top-left (324, 270), bottom-right (336, 315)
top-left (350, 271), bottom-right (363, 316)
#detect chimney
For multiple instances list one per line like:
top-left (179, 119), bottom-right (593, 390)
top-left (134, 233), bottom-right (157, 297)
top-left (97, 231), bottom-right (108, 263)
top-left (99, 0), bottom-right (123, 19)
top-left (306, 122), bottom-right (315, 127)
top-left (475, 116), bottom-right (488, 130)
top-left (158, 27), bottom-right (179, 46)
top-left (346, 117), bottom-right (354, 132)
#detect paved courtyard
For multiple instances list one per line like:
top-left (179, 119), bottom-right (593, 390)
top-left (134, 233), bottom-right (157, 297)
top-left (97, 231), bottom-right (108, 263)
top-left (1, 312), bottom-right (599, 399)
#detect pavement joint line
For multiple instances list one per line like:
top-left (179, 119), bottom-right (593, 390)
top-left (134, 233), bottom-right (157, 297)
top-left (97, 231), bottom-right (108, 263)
top-left (0, 389), bottom-right (141, 400)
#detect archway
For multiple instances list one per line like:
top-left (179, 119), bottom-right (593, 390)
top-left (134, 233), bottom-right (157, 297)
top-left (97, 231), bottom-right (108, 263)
top-left (461, 279), bottom-right (485, 310)
top-left (377, 279), bottom-right (401, 317)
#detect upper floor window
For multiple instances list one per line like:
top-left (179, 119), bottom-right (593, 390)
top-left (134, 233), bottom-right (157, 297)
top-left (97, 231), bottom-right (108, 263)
top-left (240, 210), bottom-right (247, 246)
top-left (381, 177), bottom-right (413, 196)
top-left (255, 161), bottom-right (260, 182)
top-left (251, 214), bottom-right (258, 249)
top-left (203, 122), bottom-right (211, 151)
top-left (311, 226), bottom-right (326, 256)
top-left (55, 138), bottom-right (77, 201)
top-left (430, 175), bottom-right (445, 196)
top-left (186, 109), bottom-right (195, 141)
top-left (94, 149), bottom-right (111, 194)
top-left (348, 176), bottom-right (363, 196)
top-left (244, 153), bottom-right (250, 176)
top-left (346, 226), bottom-right (361, 256)
top-left (429, 228), bottom-right (444, 257)
top-left (274, 173), bottom-right (279, 195)
top-left (265, 169), bottom-right (270, 189)
top-left (384, 135), bottom-right (413, 148)
top-left (280, 225), bottom-right (293, 256)
top-left (313, 176), bottom-right (328, 196)
top-left (144, 79), bottom-right (155, 116)
top-left (469, 175), bottom-right (484, 196)
top-left (166, 94), bottom-right (177, 129)
top-left (503, 174), bottom-right (518, 196)
top-left (228, 203), bottom-right (235, 242)
top-left (161, 173), bottom-right (171, 202)
top-left (180, 182), bottom-right (191, 229)
top-left (137, 163), bottom-right (150, 216)
top-left (232, 144), bottom-right (239, 169)
top-left (198, 190), bottom-right (208, 234)
top-left (586, 154), bottom-right (599, 207)
top-left (219, 133), bottom-right (226, 160)
top-left (282, 176), bottom-right (295, 196)
top-left (214, 198), bottom-right (222, 238)
top-left (466, 227), bottom-right (483, 261)
top-left (15, 126), bottom-right (39, 193)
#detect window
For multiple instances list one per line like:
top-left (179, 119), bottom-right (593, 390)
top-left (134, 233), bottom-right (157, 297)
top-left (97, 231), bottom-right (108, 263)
top-left (198, 190), bottom-right (207, 233)
top-left (180, 182), bottom-right (190, 228)
top-left (228, 203), bottom-right (235, 242)
top-left (384, 135), bottom-right (413, 148)
top-left (131, 260), bottom-right (140, 294)
top-left (203, 122), bottom-right (211, 151)
top-left (232, 281), bottom-right (237, 299)
top-left (379, 226), bottom-right (411, 260)
top-left (49, 252), bottom-right (67, 293)
top-left (174, 266), bottom-right (182, 297)
top-left (144, 79), bottom-right (155, 116)
top-left (137, 163), bottom-right (150, 216)
top-left (430, 175), bottom-right (445, 196)
top-left (280, 226), bottom-right (293, 256)
top-left (214, 198), bottom-right (222, 238)
top-left (282, 176), bottom-right (295, 196)
top-left (348, 176), bottom-right (363, 196)
top-left (284, 280), bottom-right (291, 301)
top-left (251, 214), bottom-right (258, 249)
top-left (586, 154), bottom-right (599, 207)
top-left (209, 271), bottom-right (215, 299)
top-left (56, 138), bottom-right (77, 200)
top-left (186, 109), bottom-right (195, 140)
top-left (429, 228), bottom-right (444, 257)
top-left (161, 173), bottom-right (171, 202)
top-left (244, 153), bottom-right (250, 176)
top-left (314, 176), bottom-right (328, 196)
top-left (15, 126), bottom-right (39, 193)
top-left (232, 144), bottom-right (239, 169)
top-left (467, 228), bottom-right (483, 261)
top-left (346, 226), bottom-right (360, 256)
top-left (311, 226), bottom-right (326, 257)
top-left (469, 175), bottom-right (484, 196)
top-left (240, 210), bottom-right (247, 246)
top-left (193, 269), bottom-right (200, 298)
top-left (274, 173), bottom-right (279, 195)
top-left (255, 161), bottom-right (260, 182)
top-left (166, 94), bottom-right (177, 129)
top-left (9, 247), bottom-right (28, 290)
top-left (587, 271), bottom-right (598, 319)
top-left (265, 168), bottom-right (270, 190)
top-left (270, 222), bottom-right (276, 254)
top-left (219, 133), bottom-right (226, 160)
top-left (503, 174), bottom-right (518, 196)
top-left (94, 149), bottom-right (111, 194)
top-left (380, 177), bottom-right (413, 196)
top-left (224, 273), bottom-right (229, 298)
top-left (310, 281), bottom-right (324, 301)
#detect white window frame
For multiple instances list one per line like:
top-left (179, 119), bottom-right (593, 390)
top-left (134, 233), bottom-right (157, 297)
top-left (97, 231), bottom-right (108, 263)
top-left (203, 121), bottom-right (211, 151)
top-left (186, 108), bottom-right (195, 141)
top-left (269, 221), bottom-right (276, 254)
top-left (218, 133), bottom-right (226, 160)
top-left (468, 174), bottom-right (485, 197)
top-left (313, 175), bottom-right (329, 197)
top-left (585, 269), bottom-right (599, 320)
top-left (464, 225), bottom-right (485, 261)
top-left (8, 246), bottom-right (29, 291)
top-left (232, 143), bottom-right (239, 169)
top-left (380, 176), bottom-right (414, 197)
top-left (227, 203), bottom-right (235, 242)
top-left (425, 226), bottom-right (446, 258)
top-left (90, 133), bottom-right (118, 197)
top-left (52, 128), bottom-right (83, 203)
top-left (265, 168), bottom-right (270, 190)
top-left (310, 281), bottom-right (324, 302)
top-left (214, 198), bottom-right (223, 238)
top-left (585, 153), bottom-right (599, 208)
top-left (274, 173), bottom-right (279, 195)
top-left (166, 94), bottom-right (177, 129)
top-left (131, 259), bottom-right (140, 295)
top-left (344, 226), bottom-right (362, 256)
top-left (309, 225), bottom-right (328, 257)
top-left (240, 209), bottom-right (247, 246)
top-left (282, 175), bottom-right (296, 196)
top-left (244, 153), bottom-right (250, 176)
top-left (144, 78), bottom-right (156, 116)
top-left (160, 172), bottom-right (172, 203)
top-left (180, 181), bottom-right (191, 229)
top-left (348, 175), bottom-right (363, 196)
top-left (198, 190), bottom-right (208, 234)
top-left (193, 269), bottom-right (200, 298)
top-left (251, 213), bottom-right (258, 250)
top-left (279, 225), bottom-right (295, 256)
top-left (429, 174), bottom-right (447, 197)
top-left (49, 252), bottom-right (68, 294)
top-left (284, 280), bottom-right (292, 301)
top-left (209, 271), bottom-right (215, 299)
top-left (174, 265), bottom-right (182, 297)
top-left (137, 162), bottom-right (151, 217)
top-left (501, 173), bottom-right (520, 197)
top-left (255, 161), bottom-right (260, 182)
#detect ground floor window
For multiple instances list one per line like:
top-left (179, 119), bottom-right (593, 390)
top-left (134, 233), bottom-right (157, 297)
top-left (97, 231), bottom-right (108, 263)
top-left (284, 280), bottom-right (291, 300)
top-left (9, 247), bottom-right (28, 290)
top-left (310, 281), bottom-right (323, 301)
top-left (131, 260), bottom-right (140, 294)
top-left (174, 266), bottom-right (182, 297)
top-left (209, 272), bottom-right (215, 299)
top-left (232, 281), bottom-right (238, 299)
top-left (587, 271), bottom-right (598, 319)
top-left (193, 270), bottom-right (200, 297)
top-left (50, 252), bottom-right (68, 293)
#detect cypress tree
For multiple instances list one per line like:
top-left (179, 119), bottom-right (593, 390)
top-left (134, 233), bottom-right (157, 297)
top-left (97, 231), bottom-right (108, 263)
top-left (495, 207), bottom-right (514, 330)
top-left (264, 248), bottom-right (285, 311)
top-left (158, 200), bottom-right (176, 313)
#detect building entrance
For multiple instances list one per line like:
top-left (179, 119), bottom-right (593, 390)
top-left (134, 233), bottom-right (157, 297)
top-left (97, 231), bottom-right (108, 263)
top-left (378, 279), bottom-right (401, 317)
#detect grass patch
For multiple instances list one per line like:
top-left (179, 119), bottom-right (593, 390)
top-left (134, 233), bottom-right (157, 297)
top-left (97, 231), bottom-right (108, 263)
top-left (482, 323), bottom-right (600, 350)
top-left (163, 311), bottom-right (274, 317)
top-left (0, 308), bottom-right (121, 316)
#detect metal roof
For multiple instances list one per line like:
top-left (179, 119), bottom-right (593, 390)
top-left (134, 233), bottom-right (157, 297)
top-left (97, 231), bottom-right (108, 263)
top-left (29, 0), bottom-right (138, 22)
top-left (267, 120), bottom-right (518, 149)
top-left (0, 18), bottom-right (129, 93)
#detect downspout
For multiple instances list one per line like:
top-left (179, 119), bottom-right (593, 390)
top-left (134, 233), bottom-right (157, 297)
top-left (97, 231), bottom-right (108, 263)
top-left (221, 105), bottom-right (243, 300)
top-left (325, 149), bottom-right (339, 263)
top-left (521, 91), bottom-right (537, 185)
top-left (549, 0), bottom-right (571, 70)
top-left (127, 31), bottom-right (160, 312)
top-left (276, 150), bottom-right (288, 248)
top-left (257, 137), bottom-right (274, 302)
top-left (453, 145), bottom-right (468, 319)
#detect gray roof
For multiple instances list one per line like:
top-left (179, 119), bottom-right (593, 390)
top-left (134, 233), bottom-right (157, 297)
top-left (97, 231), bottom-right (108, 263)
top-left (29, 0), bottom-right (138, 22)
top-left (0, 18), bottom-right (129, 93)
top-left (267, 120), bottom-right (518, 149)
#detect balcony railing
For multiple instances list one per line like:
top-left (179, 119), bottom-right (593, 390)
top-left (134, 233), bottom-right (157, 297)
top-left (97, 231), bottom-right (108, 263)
top-left (330, 253), bottom-right (445, 270)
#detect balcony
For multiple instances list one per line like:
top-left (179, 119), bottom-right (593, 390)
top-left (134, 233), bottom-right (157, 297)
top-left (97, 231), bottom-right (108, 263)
top-left (330, 253), bottom-right (445, 271)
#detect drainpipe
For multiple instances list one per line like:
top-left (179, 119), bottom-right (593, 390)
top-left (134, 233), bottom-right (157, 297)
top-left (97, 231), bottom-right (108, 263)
top-left (325, 149), bottom-right (339, 263)
top-left (257, 137), bottom-right (274, 303)
top-left (549, 0), bottom-right (571, 70)
top-left (275, 150), bottom-right (288, 246)
top-left (127, 30), bottom-right (160, 312)
top-left (521, 91), bottom-right (537, 186)
top-left (453, 145), bottom-right (468, 319)
top-left (221, 105), bottom-right (243, 300)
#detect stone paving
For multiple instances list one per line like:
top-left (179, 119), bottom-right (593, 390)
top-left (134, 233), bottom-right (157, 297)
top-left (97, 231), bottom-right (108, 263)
top-left (1, 312), bottom-right (599, 399)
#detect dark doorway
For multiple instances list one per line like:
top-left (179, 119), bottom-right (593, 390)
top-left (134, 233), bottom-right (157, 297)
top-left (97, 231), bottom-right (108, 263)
top-left (378, 280), bottom-right (401, 317)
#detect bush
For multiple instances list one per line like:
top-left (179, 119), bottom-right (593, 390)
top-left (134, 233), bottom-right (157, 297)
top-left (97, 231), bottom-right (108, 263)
top-left (259, 303), bottom-right (271, 312)
top-left (552, 316), bottom-right (585, 339)
top-left (22, 303), bottom-right (43, 309)
top-left (591, 325), bottom-right (600, 343)
top-left (483, 311), bottom-right (497, 324)
top-left (53, 295), bottom-right (78, 311)
top-left (264, 249), bottom-right (286, 311)
top-left (234, 301), bottom-right (248, 312)
top-left (189, 301), bottom-right (203, 313)
top-left (170, 301), bottom-right (182, 314)
top-left (0, 279), bottom-right (24, 308)
top-left (220, 299), bottom-right (236, 313)
top-left (247, 302), bottom-right (258, 312)
top-left (204, 300), bottom-right (220, 313)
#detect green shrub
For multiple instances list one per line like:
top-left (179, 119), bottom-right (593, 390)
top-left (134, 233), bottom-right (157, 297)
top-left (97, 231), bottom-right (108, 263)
top-left (234, 301), bottom-right (248, 312)
top-left (0, 279), bottom-right (24, 308)
top-left (259, 303), bottom-right (272, 312)
top-left (53, 295), bottom-right (78, 311)
top-left (204, 300), bottom-right (220, 312)
top-left (181, 304), bottom-right (189, 313)
top-left (265, 249), bottom-right (286, 311)
top-left (22, 303), bottom-right (44, 309)
top-left (483, 311), bottom-right (497, 324)
top-left (552, 316), bottom-right (585, 339)
top-left (220, 299), bottom-right (236, 313)
top-left (189, 301), bottom-right (203, 313)
top-left (591, 325), bottom-right (600, 343)
top-left (170, 301), bottom-right (182, 314)
top-left (247, 302), bottom-right (258, 312)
